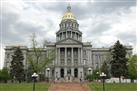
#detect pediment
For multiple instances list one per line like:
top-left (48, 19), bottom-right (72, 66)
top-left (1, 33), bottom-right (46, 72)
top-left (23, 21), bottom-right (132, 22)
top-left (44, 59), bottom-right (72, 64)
top-left (56, 38), bottom-right (82, 45)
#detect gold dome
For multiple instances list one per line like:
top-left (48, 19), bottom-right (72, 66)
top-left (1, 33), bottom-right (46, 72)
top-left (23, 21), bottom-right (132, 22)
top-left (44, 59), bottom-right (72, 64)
top-left (62, 4), bottom-right (76, 21)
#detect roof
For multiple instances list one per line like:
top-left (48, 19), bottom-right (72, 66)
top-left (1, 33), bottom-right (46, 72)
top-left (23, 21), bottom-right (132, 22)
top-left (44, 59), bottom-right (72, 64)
top-left (62, 4), bottom-right (76, 21)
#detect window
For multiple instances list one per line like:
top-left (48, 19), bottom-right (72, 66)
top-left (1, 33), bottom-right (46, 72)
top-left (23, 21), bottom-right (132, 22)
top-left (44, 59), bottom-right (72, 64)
top-left (67, 50), bottom-right (71, 57)
top-left (76, 33), bottom-right (78, 40)
top-left (61, 59), bottom-right (65, 65)
top-left (68, 31), bottom-right (71, 38)
top-left (72, 32), bottom-right (75, 38)
top-left (67, 59), bottom-right (71, 65)
top-left (74, 59), bottom-right (78, 65)
top-left (60, 48), bottom-right (65, 58)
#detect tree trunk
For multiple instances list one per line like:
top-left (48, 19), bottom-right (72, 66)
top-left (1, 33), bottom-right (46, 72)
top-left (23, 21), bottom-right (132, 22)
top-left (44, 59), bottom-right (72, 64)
top-left (119, 77), bottom-right (121, 83)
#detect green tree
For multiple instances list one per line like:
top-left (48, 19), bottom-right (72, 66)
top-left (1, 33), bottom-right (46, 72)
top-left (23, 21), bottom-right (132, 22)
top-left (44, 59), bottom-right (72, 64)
top-left (128, 54), bottom-right (137, 83)
top-left (110, 40), bottom-right (128, 83)
top-left (0, 68), bottom-right (11, 83)
top-left (10, 47), bottom-right (25, 83)
top-left (27, 33), bottom-right (55, 81)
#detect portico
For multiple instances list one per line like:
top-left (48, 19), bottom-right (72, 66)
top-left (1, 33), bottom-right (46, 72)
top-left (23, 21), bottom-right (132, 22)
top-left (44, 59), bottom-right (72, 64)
top-left (54, 46), bottom-right (84, 81)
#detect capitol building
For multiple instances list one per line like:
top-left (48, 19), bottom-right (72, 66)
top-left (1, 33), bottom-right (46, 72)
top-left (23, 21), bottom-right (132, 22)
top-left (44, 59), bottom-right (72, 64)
top-left (4, 5), bottom-right (132, 81)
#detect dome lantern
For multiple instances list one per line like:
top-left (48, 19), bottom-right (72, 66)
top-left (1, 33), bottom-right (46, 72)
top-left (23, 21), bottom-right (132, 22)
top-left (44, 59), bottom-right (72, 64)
top-left (67, 3), bottom-right (71, 12)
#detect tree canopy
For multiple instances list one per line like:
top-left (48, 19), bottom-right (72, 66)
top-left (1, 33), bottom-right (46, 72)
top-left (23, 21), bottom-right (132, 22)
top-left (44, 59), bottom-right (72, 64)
top-left (110, 40), bottom-right (128, 79)
top-left (128, 54), bottom-right (137, 82)
top-left (10, 47), bottom-right (25, 83)
top-left (27, 33), bottom-right (55, 74)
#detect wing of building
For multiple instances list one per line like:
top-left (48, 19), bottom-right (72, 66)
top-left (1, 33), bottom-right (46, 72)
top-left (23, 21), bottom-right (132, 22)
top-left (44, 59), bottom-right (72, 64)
top-left (4, 5), bottom-right (132, 81)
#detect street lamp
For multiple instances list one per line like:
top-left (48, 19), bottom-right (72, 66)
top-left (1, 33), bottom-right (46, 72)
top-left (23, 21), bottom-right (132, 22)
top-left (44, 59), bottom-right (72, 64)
top-left (80, 71), bottom-right (82, 78)
top-left (100, 72), bottom-right (106, 91)
top-left (80, 71), bottom-right (83, 83)
top-left (96, 72), bottom-right (99, 82)
top-left (88, 68), bottom-right (92, 74)
top-left (46, 68), bottom-right (50, 82)
top-left (32, 73), bottom-right (38, 91)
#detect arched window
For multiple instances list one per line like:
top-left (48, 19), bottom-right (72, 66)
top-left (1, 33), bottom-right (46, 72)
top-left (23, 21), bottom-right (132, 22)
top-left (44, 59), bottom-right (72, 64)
top-left (60, 68), bottom-right (64, 77)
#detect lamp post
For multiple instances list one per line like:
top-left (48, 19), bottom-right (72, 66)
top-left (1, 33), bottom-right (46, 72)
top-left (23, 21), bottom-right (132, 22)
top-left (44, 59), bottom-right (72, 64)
top-left (32, 73), bottom-right (38, 91)
top-left (100, 72), bottom-right (106, 91)
top-left (47, 68), bottom-right (50, 82)
top-left (80, 71), bottom-right (82, 83)
top-left (96, 72), bottom-right (99, 82)
top-left (80, 71), bottom-right (82, 78)
top-left (88, 68), bottom-right (92, 75)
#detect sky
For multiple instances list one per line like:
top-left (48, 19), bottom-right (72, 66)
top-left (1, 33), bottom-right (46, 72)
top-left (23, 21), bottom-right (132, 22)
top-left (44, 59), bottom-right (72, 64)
top-left (0, 0), bottom-right (137, 69)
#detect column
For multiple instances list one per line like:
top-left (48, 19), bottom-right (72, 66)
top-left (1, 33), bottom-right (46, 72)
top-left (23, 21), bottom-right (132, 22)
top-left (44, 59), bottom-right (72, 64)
top-left (66, 31), bottom-right (68, 38)
top-left (87, 50), bottom-right (90, 66)
top-left (81, 48), bottom-right (83, 65)
top-left (71, 31), bottom-right (72, 38)
top-left (74, 32), bottom-right (76, 39)
top-left (92, 54), bottom-right (94, 69)
top-left (64, 68), bottom-right (67, 79)
top-left (78, 48), bottom-right (80, 65)
top-left (58, 48), bottom-right (60, 65)
top-left (65, 47), bottom-right (67, 65)
top-left (61, 32), bottom-right (63, 39)
top-left (71, 47), bottom-right (73, 65)
top-left (56, 48), bottom-right (58, 65)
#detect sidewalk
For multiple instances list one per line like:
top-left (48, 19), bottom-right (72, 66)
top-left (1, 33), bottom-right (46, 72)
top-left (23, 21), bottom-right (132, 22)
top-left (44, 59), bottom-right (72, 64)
top-left (48, 82), bottom-right (90, 91)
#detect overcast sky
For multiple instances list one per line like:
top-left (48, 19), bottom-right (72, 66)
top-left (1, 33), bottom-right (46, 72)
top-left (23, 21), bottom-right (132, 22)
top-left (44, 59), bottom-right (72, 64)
top-left (0, 0), bottom-right (137, 69)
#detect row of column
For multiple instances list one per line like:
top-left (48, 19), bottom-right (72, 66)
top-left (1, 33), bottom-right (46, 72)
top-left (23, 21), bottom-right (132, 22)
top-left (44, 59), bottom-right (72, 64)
top-left (57, 31), bottom-right (82, 41)
top-left (55, 47), bottom-right (83, 66)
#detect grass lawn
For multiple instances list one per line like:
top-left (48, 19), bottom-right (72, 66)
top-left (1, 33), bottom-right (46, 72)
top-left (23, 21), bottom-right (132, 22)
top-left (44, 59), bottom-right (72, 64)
top-left (0, 82), bottom-right (49, 91)
top-left (89, 82), bottom-right (137, 91)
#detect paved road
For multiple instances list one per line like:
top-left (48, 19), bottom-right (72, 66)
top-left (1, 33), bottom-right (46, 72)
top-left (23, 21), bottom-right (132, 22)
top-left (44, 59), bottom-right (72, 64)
top-left (48, 82), bottom-right (90, 91)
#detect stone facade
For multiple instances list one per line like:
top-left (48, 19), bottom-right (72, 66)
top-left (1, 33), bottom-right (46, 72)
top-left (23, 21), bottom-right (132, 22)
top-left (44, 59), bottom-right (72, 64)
top-left (4, 5), bottom-right (132, 81)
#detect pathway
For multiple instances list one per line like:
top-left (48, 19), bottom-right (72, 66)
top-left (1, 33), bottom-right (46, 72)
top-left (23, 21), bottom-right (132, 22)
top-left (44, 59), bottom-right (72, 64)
top-left (48, 82), bottom-right (90, 91)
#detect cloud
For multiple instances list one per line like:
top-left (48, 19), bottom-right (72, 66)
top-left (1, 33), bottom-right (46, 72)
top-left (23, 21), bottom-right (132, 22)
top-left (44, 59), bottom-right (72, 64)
top-left (80, 5), bottom-right (136, 53)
